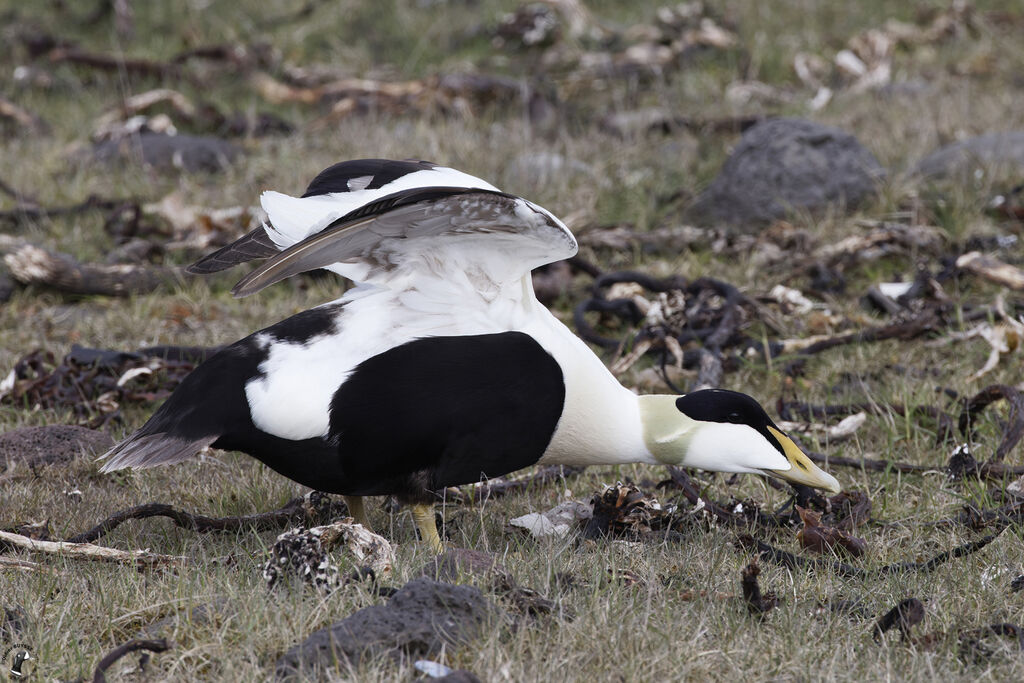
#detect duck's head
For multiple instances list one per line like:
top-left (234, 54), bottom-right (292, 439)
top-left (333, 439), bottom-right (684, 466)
top-left (639, 389), bottom-right (841, 493)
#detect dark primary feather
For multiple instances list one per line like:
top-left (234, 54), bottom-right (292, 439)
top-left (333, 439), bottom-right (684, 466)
top-left (186, 228), bottom-right (279, 274)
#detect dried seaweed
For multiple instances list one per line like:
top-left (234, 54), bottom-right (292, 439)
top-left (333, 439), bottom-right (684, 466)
top-left (873, 598), bottom-right (925, 642)
top-left (740, 562), bottom-right (779, 615)
top-left (0, 344), bottom-right (217, 427)
top-left (796, 506), bottom-right (867, 557)
top-left (91, 638), bottom-right (171, 683)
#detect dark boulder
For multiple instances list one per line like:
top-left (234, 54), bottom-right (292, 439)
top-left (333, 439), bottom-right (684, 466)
top-left (275, 578), bottom-right (502, 680)
top-left (689, 118), bottom-right (883, 228)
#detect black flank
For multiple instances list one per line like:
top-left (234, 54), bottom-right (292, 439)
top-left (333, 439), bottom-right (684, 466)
top-left (327, 332), bottom-right (565, 501)
top-left (302, 159), bottom-right (437, 197)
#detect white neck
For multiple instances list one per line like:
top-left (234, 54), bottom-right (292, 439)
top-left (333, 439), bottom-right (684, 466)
top-left (525, 302), bottom-right (658, 467)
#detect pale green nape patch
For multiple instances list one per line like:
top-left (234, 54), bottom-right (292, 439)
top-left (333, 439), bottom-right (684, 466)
top-left (637, 394), bottom-right (698, 465)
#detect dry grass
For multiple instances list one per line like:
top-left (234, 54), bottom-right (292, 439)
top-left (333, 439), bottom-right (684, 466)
top-left (2, 0), bottom-right (1024, 680)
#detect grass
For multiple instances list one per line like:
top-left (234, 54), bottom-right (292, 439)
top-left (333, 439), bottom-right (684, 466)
top-left (2, 0), bottom-right (1024, 680)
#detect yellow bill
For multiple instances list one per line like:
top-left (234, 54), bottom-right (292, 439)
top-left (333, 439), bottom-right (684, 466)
top-left (765, 426), bottom-right (841, 493)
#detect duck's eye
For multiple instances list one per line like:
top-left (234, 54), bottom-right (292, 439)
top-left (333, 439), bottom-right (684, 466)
top-left (727, 412), bottom-right (743, 423)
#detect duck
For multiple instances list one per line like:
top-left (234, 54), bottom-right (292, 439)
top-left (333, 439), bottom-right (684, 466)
top-left (101, 159), bottom-right (841, 552)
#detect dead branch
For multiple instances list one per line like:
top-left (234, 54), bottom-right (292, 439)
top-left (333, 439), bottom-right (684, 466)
top-left (790, 310), bottom-right (942, 356)
top-left (67, 492), bottom-right (349, 544)
top-left (806, 450), bottom-right (935, 474)
top-left (0, 196), bottom-right (138, 225)
top-left (0, 530), bottom-right (187, 567)
top-left (93, 638), bottom-right (170, 683)
top-left (48, 47), bottom-right (180, 79)
top-left (0, 96), bottom-right (50, 134)
top-left (957, 252), bottom-right (1024, 290)
top-left (3, 243), bottom-right (180, 296)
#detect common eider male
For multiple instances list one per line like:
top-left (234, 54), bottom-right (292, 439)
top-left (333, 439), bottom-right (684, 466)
top-left (101, 159), bottom-right (841, 552)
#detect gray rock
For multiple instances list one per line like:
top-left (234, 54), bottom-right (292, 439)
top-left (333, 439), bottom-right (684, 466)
top-left (689, 118), bottom-right (884, 228)
top-left (275, 578), bottom-right (501, 680)
top-left (0, 425), bottom-right (114, 468)
top-left (912, 131), bottom-right (1024, 179)
top-left (90, 132), bottom-right (239, 172)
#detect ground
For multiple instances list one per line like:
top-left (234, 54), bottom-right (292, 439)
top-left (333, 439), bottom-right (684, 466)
top-left (1, 0), bottom-right (1023, 680)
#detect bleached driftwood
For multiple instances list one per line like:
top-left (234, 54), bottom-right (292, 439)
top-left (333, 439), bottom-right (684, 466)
top-left (0, 530), bottom-right (187, 567)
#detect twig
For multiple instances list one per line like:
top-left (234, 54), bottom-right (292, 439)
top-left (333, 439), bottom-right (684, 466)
top-left (93, 638), bottom-right (170, 683)
top-left (67, 493), bottom-right (348, 544)
top-left (806, 450), bottom-right (935, 474)
top-left (0, 530), bottom-right (187, 567)
top-left (789, 310), bottom-right (941, 356)
top-left (49, 47), bottom-right (180, 79)
top-left (957, 251), bottom-right (1024, 290)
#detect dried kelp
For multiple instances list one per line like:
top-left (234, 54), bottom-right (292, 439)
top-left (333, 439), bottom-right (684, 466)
top-left (0, 344), bottom-right (216, 426)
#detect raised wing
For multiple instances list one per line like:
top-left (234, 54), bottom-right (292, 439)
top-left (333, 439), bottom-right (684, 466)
top-left (231, 189), bottom-right (578, 297)
top-left (187, 159), bottom-right (500, 275)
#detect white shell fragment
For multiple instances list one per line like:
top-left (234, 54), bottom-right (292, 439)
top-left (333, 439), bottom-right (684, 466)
top-left (877, 281), bottom-right (913, 299)
top-left (510, 500), bottom-right (593, 539)
top-left (414, 660), bottom-right (455, 678)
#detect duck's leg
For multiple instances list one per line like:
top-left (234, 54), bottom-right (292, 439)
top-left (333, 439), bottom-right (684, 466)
top-left (410, 503), bottom-right (444, 554)
top-left (343, 495), bottom-right (372, 530)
